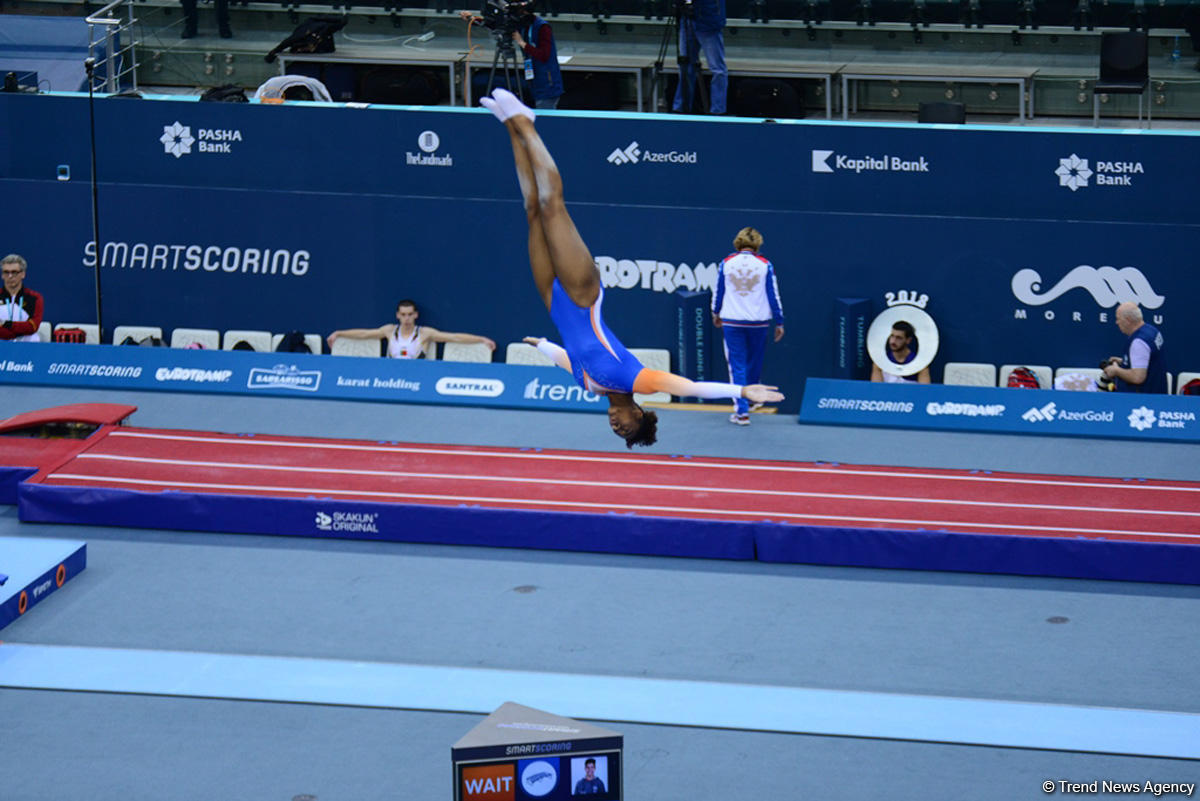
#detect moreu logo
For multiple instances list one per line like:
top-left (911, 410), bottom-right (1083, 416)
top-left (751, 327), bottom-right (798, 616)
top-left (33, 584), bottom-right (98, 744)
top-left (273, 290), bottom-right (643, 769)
top-left (520, 759), bottom-right (558, 797)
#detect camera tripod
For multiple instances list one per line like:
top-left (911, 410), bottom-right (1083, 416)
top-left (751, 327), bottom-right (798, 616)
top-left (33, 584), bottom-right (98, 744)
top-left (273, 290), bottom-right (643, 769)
top-left (654, 0), bottom-right (708, 113)
top-left (487, 31), bottom-right (526, 100)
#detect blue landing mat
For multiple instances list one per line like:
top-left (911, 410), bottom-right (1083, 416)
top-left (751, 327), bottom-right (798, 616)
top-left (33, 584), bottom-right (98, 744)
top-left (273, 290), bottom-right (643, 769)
top-left (1, 643), bottom-right (1197, 760)
top-left (16, 482), bottom-right (1200, 585)
top-left (0, 537), bottom-right (87, 631)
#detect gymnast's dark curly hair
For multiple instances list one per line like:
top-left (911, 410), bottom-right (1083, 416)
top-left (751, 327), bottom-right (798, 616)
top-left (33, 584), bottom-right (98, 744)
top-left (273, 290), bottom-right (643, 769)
top-left (623, 408), bottom-right (658, 449)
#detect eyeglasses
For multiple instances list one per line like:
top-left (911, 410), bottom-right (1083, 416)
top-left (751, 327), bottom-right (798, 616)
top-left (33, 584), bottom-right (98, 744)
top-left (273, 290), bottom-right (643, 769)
top-left (1, 270), bottom-right (23, 276)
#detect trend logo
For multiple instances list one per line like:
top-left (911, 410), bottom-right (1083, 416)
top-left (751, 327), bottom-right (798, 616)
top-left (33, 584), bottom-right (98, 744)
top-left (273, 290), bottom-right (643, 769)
top-left (1055, 154), bottom-right (1092, 191)
top-left (160, 122), bottom-right (195, 159)
top-left (607, 141), bottom-right (640, 165)
top-left (519, 759), bottom-right (558, 797)
top-left (1022, 402), bottom-right (1058, 422)
top-left (1011, 265), bottom-right (1165, 309)
top-left (812, 149), bottom-right (834, 173)
top-left (1128, 406), bottom-right (1156, 432)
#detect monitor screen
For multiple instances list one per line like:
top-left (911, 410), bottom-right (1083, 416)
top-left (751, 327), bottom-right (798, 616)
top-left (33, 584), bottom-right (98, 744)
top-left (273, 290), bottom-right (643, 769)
top-left (457, 749), bottom-right (620, 801)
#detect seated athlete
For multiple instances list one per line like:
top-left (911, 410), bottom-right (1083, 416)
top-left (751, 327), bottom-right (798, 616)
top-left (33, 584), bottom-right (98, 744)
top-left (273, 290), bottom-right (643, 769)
top-left (480, 88), bottom-right (783, 447)
top-left (327, 299), bottom-right (496, 359)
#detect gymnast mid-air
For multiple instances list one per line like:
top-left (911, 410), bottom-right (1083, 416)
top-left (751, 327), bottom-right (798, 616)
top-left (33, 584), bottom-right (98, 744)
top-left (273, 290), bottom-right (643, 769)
top-left (480, 88), bottom-right (783, 447)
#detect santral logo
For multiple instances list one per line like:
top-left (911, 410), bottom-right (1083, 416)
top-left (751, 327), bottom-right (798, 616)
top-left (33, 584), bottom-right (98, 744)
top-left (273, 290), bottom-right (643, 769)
top-left (435, 377), bottom-right (504, 397)
top-left (520, 759), bottom-right (558, 797)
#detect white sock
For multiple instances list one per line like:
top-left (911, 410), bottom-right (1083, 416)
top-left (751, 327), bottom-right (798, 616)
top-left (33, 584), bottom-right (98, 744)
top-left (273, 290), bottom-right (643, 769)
top-left (491, 88), bottom-right (535, 122)
top-left (479, 96), bottom-right (508, 122)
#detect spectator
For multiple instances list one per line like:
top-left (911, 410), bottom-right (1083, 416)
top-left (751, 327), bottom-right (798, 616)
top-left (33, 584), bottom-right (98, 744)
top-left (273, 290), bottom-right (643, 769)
top-left (674, 0), bottom-right (727, 115)
top-left (870, 321), bottom-right (931, 384)
top-left (180, 0), bottom-right (231, 39)
top-left (460, 1), bottom-right (563, 109)
top-left (327, 299), bottom-right (496, 359)
top-left (0, 254), bottom-right (43, 342)
top-left (254, 75), bottom-right (332, 103)
top-left (1102, 301), bottom-right (1166, 393)
top-left (711, 226), bottom-right (784, 426)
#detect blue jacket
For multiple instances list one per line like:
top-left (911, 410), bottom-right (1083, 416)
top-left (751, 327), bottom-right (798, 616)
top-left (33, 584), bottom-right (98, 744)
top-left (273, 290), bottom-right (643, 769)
top-left (522, 17), bottom-right (563, 101)
top-left (1118, 322), bottom-right (1167, 394)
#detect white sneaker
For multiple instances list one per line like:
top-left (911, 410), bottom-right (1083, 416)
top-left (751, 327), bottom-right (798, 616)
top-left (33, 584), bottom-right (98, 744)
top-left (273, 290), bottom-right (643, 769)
top-left (729, 413), bottom-right (750, 426)
top-left (749, 402), bottom-right (764, 412)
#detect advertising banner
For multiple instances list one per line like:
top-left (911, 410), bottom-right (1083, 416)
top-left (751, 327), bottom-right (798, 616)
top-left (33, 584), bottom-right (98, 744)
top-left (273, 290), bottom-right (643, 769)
top-left (799, 377), bottom-right (1200, 442)
top-left (2, 93), bottom-right (1196, 413)
top-left (0, 341), bottom-right (606, 412)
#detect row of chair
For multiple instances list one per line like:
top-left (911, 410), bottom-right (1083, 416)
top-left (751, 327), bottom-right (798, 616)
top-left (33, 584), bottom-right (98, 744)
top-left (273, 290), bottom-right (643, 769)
top-left (944, 362), bottom-right (1199, 395)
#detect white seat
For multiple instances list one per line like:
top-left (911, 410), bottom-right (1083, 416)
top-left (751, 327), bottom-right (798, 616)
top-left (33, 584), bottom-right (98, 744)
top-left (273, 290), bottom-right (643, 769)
top-left (1053, 367), bottom-right (1103, 391)
top-left (999, 364), bottom-right (1052, 389)
top-left (271, 333), bottom-right (323, 354)
top-left (505, 342), bottom-right (555, 367)
top-left (441, 342), bottom-right (493, 363)
top-left (629, 348), bottom-right (671, 404)
top-left (113, 325), bottom-right (164, 346)
top-left (37, 321), bottom-right (51, 342)
top-left (943, 362), bottom-right (997, 387)
top-left (222, 329), bottom-right (273, 352)
top-left (330, 337), bottom-right (383, 358)
top-left (1176, 371), bottom-right (1200, 395)
top-left (170, 327), bottom-right (220, 350)
top-left (53, 323), bottom-right (100, 344)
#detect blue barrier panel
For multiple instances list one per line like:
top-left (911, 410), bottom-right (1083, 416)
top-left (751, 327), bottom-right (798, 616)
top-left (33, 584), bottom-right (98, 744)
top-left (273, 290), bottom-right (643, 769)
top-left (2, 93), bottom-right (1198, 414)
top-left (799, 377), bottom-right (1200, 442)
top-left (0, 340), bottom-right (607, 412)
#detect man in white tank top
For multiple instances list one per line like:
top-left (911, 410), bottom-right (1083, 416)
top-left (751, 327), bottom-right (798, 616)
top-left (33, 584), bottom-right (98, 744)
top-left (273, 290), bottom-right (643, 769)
top-left (327, 299), bottom-right (496, 359)
top-left (870, 320), bottom-right (931, 384)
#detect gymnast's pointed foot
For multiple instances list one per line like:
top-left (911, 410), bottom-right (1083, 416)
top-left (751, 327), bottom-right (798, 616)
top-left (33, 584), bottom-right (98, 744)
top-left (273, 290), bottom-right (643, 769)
top-left (490, 87), bottom-right (535, 123)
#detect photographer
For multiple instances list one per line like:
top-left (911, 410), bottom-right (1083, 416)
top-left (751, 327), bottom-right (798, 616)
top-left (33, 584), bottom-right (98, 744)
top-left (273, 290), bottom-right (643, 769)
top-left (1101, 302), bottom-right (1167, 394)
top-left (460, 0), bottom-right (563, 109)
top-left (674, 0), bottom-right (727, 115)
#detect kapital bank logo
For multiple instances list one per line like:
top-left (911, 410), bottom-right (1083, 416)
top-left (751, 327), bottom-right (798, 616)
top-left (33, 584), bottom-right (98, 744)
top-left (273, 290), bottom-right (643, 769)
top-left (812, 149), bottom-right (930, 174)
top-left (606, 140), bottom-right (697, 166)
top-left (1055, 153), bottom-right (1143, 191)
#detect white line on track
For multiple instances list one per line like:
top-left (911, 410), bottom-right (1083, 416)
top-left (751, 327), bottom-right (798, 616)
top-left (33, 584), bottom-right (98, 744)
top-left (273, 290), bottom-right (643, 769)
top-left (73, 452), bottom-right (1200, 520)
top-left (47, 472), bottom-right (1200, 541)
top-left (105, 430), bottom-right (1200, 494)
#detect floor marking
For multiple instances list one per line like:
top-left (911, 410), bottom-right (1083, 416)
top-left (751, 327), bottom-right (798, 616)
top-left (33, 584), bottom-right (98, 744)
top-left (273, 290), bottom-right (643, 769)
top-left (72, 452), bottom-right (1200, 520)
top-left (46, 472), bottom-right (1200, 540)
top-left (1, 643), bottom-right (1196, 760)
top-left (105, 430), bottom-right (1200, 493)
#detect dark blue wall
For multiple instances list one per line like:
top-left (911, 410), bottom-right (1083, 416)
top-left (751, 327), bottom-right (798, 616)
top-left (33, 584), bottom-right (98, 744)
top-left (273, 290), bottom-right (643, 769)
top-left (2, 92), bottom-right (1195, 411)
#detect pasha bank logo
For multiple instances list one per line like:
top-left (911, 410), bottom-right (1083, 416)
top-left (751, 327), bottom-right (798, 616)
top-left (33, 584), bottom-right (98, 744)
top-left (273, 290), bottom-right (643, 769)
top-left (1055, 153), bottom-right (1143, 191)
top-left (160, 122), bottom-right (195, 158)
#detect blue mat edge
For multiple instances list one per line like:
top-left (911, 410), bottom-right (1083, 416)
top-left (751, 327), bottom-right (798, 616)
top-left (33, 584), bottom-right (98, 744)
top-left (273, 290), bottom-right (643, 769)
top-left (0, 541), bottom-right (87, 631)
top-left (15, 482), bottom-right (1200, 585)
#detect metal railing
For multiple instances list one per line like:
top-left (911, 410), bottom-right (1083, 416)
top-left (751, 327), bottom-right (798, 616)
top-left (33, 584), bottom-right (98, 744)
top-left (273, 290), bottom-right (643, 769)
top-left (86, 0), bottom-right (140, 93)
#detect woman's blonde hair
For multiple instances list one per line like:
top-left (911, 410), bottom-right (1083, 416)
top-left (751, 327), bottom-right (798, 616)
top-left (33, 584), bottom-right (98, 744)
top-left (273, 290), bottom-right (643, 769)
top-left (732, 227), bottom-right (763, 252)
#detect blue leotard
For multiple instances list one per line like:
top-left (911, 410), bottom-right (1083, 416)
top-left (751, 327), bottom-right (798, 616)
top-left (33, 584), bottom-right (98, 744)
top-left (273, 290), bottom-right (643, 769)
top-left (549, 279), bottom-right (644, 394)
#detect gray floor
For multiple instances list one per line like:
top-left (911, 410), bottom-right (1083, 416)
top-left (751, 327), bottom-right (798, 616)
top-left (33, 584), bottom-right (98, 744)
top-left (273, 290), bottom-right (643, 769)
top-left (2, 387), bottom-right (1199, 800)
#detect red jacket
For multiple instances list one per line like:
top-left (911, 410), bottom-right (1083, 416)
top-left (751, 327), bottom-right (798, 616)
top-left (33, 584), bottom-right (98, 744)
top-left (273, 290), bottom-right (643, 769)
top-left (0, 286), bottom-right (44, 340)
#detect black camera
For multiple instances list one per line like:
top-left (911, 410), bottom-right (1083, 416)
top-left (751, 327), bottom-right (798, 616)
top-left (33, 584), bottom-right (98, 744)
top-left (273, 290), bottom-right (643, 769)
top-left (1097, 357), bottom-right (1120, 391)
top-left (481, 0), bottom-right (531, 39)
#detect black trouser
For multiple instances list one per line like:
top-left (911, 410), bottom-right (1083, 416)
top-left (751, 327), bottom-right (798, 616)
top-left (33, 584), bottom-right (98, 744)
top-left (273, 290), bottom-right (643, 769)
top-left (180, 0), bottom-right (231, 36)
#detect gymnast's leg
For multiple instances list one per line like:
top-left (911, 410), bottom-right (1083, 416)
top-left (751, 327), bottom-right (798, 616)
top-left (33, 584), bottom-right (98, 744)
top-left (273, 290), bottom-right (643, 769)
top-left (486, 89), bottom-right (600, 310)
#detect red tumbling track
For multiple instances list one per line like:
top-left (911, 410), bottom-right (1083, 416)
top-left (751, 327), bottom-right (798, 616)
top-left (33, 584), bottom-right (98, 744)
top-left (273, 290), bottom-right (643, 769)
top-left (33, 427), bottom-right (1200, 546)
